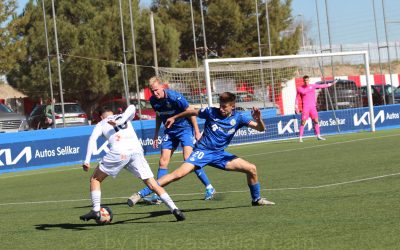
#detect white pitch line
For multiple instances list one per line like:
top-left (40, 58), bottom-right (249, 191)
top-left (0, 171), bottom-right (399, 207)
top-left (243, 133), bottom-right (400, 157)
top-left (0, 133), bottom-right (398, 179)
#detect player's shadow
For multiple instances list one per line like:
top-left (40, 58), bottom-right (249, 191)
top-left (35, 223), bottom-right (104, 231)
top-left (34, 205), bottom-right (248, 230)
top-left (113, 205), bottom-right (249, 225)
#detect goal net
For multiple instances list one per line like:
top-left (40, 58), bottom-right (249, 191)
top-left (159, 51), bottom-right (375, 144)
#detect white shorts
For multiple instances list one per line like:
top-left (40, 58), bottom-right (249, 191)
top-left (99, 151), bottom-right (154, 180)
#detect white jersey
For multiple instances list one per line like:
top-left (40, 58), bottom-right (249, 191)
top-left (84, 105), bottom-right (142, 164)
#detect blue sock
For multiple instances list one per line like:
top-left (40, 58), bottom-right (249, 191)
top-left (249, 182), bottom-right (261, 202)
top-left (138, 186), bottom-right (152, 198)
top-left (157, 168), bottom-right (168, 179)
top-left (138, 169), bottom-right (167, 198)
top-left (194, 168), bottom-right (211, 187)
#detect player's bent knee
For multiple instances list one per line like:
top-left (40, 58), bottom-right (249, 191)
top-left (247, 164), bottom-right (257, 176)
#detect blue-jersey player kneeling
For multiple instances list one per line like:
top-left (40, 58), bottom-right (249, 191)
top-left (129, 91), bottom-right (275, 207)
top-left (127, 77), bottom-right (215, 206)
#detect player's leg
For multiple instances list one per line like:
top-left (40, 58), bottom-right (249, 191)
top-left (157, 162), bottom-right (196, 186)
top-left (180, 128), bottom-right (215, 199)
top-left (143, 177), bottom-right (185, 221)
top-left (299, 108), bottom-right (310, 142)
top-left (80, 152), bottom-right (128, 221)
top-left (125, 152), bottom-right (185, 221)
top-left (158, 148), bottom-right (175, 178)
top-left (80, 166), bottom-right (108, 221)
top-left (137, 149), bottom-right (174, 200)
top-left (225, 158), bottom-right (275, 206)
top-left (127, 157), bottom-right (195, 206)
top-left (182, 145), bottom-right (215, 200)
top-left (310, 109), bottom-right (325, 140)
top-left (136, 133), bottom-right (177, 200)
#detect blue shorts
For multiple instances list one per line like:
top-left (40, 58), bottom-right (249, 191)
top-left (185, 149), bottom-right (237, 170)
top-left (161, 128), bottom-right (195, 150)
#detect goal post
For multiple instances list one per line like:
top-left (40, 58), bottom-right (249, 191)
top-left (158, 51), bottom-right (376, 144)
top-left (204, 51), bottom-right (375, 132)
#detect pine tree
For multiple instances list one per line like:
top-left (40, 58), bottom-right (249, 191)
top-left (6, 0), bottom-right (180, 112)
top-left (151, 0), bottom-right (301, 61)
top-left (0, 0), bottom-right (23, 80)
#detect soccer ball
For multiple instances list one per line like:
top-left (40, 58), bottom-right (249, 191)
top-left (95, 206), bottom-right (113, 225)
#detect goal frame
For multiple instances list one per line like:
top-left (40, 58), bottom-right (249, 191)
top-left (203, 51), bottom-right (375, 132)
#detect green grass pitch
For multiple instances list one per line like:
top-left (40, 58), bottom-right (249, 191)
top-left (1, 129), bottom-right (399, 249)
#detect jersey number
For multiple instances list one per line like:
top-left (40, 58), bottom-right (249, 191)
top-left (114, 117), bottom-right (128, 132)
top-left (192, 150), bottom-right (204, 159)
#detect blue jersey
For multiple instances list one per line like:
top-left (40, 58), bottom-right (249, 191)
top-left (196, 107), bottom-right (251, 151)
top-left (150, 89), bottom-right (192, 133)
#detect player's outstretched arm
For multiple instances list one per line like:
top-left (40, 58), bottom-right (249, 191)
top-left (316, 80), bottom-right (336, 89)
top-left (248, 107), bottom-right (266, 132)
top-left (165, 109), bottom-right (199, 129)
top-left (188, 108), bottom-right (202, 141)
top-left (83, 125), bottom-right (102, 171)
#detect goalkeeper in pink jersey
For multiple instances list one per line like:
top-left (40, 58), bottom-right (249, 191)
top-left (295, 75), bottom-right (335, 142)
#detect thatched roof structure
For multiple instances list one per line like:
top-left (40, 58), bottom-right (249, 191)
top-left (0, 83), bottom-right (27, 99)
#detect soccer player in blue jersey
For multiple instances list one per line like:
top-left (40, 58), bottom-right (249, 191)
top-left (128, 92), bottom-right (275, 207)
top-left (127, 77), bottom-right (215, 206)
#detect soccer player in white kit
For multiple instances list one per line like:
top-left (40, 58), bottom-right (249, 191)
top-left (79, 105), bottom-right (185, 222)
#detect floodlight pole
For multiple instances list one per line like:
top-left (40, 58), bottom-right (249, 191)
top-left (128, 0), bottom-right (142, 117)
top-left (199, 0), bottom-right (208, 59)
top-left (190, 0), bottom-right (203, 107)
top-left (265, 0), bottom-right (275, 103)
top-left (315, 0), bottom-right (325, 74)
top-left (381, 0), bottom-right (395, 103)
top-left (372, 0), bottom-right (386, 104)
top-left (51, 0), bottom-right (65, 127)
top-left (150, 12), bottom-right (159, 76)
top-left (255, 0), bottom-right (267, 107)
top-left (41, 0), bottom-right (55, 128)
top-left (298, 13), bottom-right (305, 49)
top-left (118, 0), bottom-right (130, 107)
top-left (324, 0), bottom-right (338, 110)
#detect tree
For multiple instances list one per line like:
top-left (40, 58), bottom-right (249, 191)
top-left (151, 0), bottom-right (301, 62)
top-left (7, 0), bottom-right (180, 112)
top-left (0, 0), bottom-right (25, 81)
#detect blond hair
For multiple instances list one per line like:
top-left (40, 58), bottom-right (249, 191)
top-left (149, 76), bottom-right (163, 87)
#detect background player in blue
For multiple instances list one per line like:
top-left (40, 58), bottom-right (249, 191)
top-left (128, 92), bottom-right (275, 207)
top-left (127, 76), bottom-right (215, 206)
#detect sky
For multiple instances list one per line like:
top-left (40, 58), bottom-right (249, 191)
top-left (16, 0), bottom-right (400, 47)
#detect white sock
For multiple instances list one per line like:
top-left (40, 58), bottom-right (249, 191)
top-left (206, 184), bottom-right (213, 189)
top-left (159, 193), bottom-right (177, 212)
top-left (91, 190), bottom-right (101, 212)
